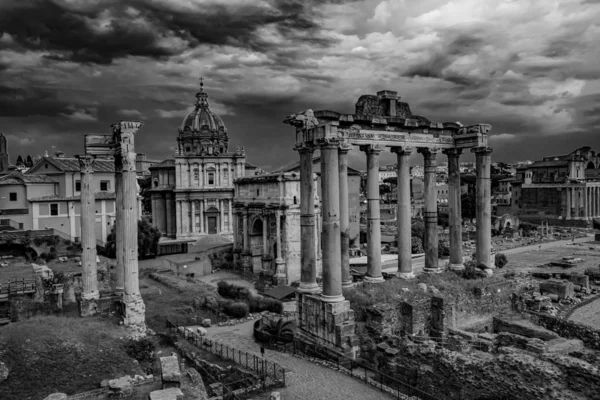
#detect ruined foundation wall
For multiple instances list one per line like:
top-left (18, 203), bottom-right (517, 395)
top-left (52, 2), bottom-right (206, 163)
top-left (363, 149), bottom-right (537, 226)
top-left (530, 312), bottom-right (600, 350)
top-left (390, 341), bottom-right (600, 400)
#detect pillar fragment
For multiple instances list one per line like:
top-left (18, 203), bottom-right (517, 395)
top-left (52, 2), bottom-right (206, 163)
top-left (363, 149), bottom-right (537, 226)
top-left (391, 147), bottom-right (414, 279)
top-left (361, 144), bottom-right (385, 283)
top-left (419, 147), bottom-right (440, 273)
top-left (472, 146), bottom-right (493, 274)
top-left (338, 142), bottom-right (353, 288)
top-left (295, 143), bottom-right (319, 293)
top-left (77, 154), bottom-right (100, 304)
top-left (274, 210), bottom-right (286, 284)
top-left (320, 140), bottom-right (344, 302)
top-left (113, 120), bottom-right (146, 327)
top-left (444, 148), bottom-right (464, 270)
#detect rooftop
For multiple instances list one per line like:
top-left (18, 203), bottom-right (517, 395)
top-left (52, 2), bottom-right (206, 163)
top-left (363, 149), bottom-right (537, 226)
top-left (29, 156), bottom-right (115, 173)
top-left (0, 171), bottom-right (57, 185)
top-left (29, 191), bottom-right (116, 202)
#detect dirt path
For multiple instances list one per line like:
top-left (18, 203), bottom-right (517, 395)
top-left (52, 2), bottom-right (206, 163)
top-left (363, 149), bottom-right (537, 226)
top-left (567, 296), bottom-right (600, 328)
top-left (198, 320), bottom-right (394, 400)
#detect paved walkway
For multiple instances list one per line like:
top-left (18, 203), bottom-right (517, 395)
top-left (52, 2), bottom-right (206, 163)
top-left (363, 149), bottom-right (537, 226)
top-left (197, 320), bottom-right (394, 400)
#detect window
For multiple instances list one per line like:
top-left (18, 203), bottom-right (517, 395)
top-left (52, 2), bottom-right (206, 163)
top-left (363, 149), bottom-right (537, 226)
top-left (75, 180), bottom-right (81, 192)
top-left (50, 203), bottom-right (59, 216)
top-left (194, 169), bottom-right (199, 181)
top-left (100, 181), bottom-right (110, 191)
top-left (256, 189), bottom-right (260, 196)
top-left (9, 192), bottom-right (17, 201)
top-left (208, 172), bottom-right (215, 185)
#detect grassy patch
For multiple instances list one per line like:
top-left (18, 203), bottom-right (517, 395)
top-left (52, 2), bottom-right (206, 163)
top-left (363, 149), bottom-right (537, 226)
top-left (0, 316), bottom-right (145, 400)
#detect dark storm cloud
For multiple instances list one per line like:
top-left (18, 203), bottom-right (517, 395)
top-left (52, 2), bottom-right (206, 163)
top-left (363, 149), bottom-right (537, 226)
top-left (0, 85), bottom-right (74, 118)
top-left (402, 32), bottom-right (486, 85)
top-left (0, 0), bottom-right (334, 65)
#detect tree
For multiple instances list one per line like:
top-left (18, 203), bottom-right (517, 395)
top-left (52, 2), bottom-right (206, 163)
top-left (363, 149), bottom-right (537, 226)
top-left (461, 193), bottom-right (476, 220)
top-left (411, 221), bottom-right (425, 243)
top-left (495, 253), bottom-right (508, 269)
top-left (138, 176), bottom-right (152, 216)
top-left (103, 218), bottom-right (161, 259)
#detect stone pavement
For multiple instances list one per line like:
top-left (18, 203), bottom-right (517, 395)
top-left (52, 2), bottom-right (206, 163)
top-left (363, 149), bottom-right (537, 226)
top-left (201, 320), bottom-right (394, 400)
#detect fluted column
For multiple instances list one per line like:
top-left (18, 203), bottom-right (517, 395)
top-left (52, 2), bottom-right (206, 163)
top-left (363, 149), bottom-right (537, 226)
top-left (419, 147), bottom-right (440, 273)
top-left (242, 208), bottom-right (251, 271)
top-left (473, 146), bottom-right (493, 273)
top-left (295, 143), bottom-right (318, 293)
top-left (391, 146), bottom-right (414, 278)
top-left (77, 154), bottom-right (99, 301)
top-left (165, 192), bottom-right (174, 238)
top-left (338, 142), bottom-right (353, 288)
top-left (275, 210), bottom-right (286, 282)
top-left (228, 200), bottom-right (233, 232)
top-left (566, 187), bottom-right (571, 219)
top-left (191, 201), bottom-right (196, 233)
top-left (361, 144), bottom-right (385, 283)
top-left (112, 120), bottom-right (145, 326)
top-left (444, 148), bottom-right (464, 270)
top-left (320, 140), bottom-right (344, 302)
top-left (176, 200), bottom-right (182, 236)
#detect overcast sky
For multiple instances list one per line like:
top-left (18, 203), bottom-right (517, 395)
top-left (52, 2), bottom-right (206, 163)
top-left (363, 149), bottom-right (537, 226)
top-left (1, 0), bottom-right (599, 171)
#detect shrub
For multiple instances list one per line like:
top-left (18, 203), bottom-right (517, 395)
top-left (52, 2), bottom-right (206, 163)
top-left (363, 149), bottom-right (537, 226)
top-left (125, 337), bottom-right (156, 364)
top-left (438, 240), bottom-right (450, 257)
top-left (460, 262), bottom-right (483, 280)
top-left (223, 301), bottom-right (249, 318)
top-left (411, 237), bottom-right (424, 254)
top-left (33, 237), bottom-right (43, 247)
top-left (495, 253), bottom-right (508, 269)
top-left (249, 296), bottom-right (283, 314)
top-left (584, 268), bottom-right (600, 281)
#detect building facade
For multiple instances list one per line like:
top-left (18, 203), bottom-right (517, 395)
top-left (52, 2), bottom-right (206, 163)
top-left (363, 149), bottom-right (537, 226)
top-left (150, 79), bottom-right (252, 241)
top-left (233, 172), bottom-right (322, 284)
top-left (511, 147), bottom-right (600, 225)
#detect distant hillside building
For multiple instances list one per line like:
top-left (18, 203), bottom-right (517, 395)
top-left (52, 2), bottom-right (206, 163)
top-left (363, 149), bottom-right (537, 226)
top-left (510, 147), bottom-right (600, 226)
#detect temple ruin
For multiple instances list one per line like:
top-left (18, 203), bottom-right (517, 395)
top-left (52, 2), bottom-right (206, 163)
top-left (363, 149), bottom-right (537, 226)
top-left (284, 90), bottom-right (493, 359)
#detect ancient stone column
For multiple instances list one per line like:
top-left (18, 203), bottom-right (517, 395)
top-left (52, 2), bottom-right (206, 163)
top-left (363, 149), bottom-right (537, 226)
top-left (261, 212), bottom-right (271, 270)
top-left (320, 140), bottom-right (344, 302)
top-left (199, 200), bottom-right (205, 233)
top-left (165, 193), bottom-right (174, 238)
top-left (274, 210), bottom-right (286, 284)
top-left (338, 142), bottom-right (353, 288)
top-left (295, 143), bottom-right (319, 293)
top-left (361, 144), bottom-right (385, 283)
top-left (472, 146), bottom-right (493, 273)
top-left (176, 200), bottom-right (182, 236)
top-left (391, 147), bottom-right (414, 279)
top-left (444, 148), bottom-right (464, 270)
top-left (114, 153), bottom-right (125, 294)
top-left (419, 148), bottom-right (440, 273)
top-left (566, 187), bottom-right (571, 219)
top-left (190, 201), bottom-right (196, 233)
top-left (113, 121), bottom-right (145, 326)
top-left (77, 154), bottom-right (100, 301)
top-left (242, 208), bottom-right (251, 272)
top-left (228, 200), bottom-right (233, 232)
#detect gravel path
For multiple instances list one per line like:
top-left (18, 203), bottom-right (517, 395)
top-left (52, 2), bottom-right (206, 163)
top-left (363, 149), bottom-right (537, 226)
top-left (202, 320), bottom-right (394, 400)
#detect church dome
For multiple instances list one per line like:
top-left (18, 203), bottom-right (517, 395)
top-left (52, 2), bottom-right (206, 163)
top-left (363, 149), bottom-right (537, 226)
top-left (179, 78), bottom-right (227, 135)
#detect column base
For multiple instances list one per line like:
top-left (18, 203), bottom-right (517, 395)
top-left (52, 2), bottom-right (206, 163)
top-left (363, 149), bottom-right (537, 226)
top-left (423, 267), bottom-right (443, 274)
top-left (364, 275), bottom-right (385, 283)
top-left (298, 282), bottom-right (321, 294)
top-left (121, 295), bottom-right (146, 327)
top-left (296, 293), bottom-right (359, 360)
top-left (396, 272), bottom-right (415, 280)
top-left (320, 293), bottom-right (345, 303)
top-left (78, 298), bottom-right (98, 317)
top-left (81, 290), bottom-right (100, 301)
top-left (342, 280), bottom-right (355, 289)
top-left (448, 263), bottom-right (465, 271)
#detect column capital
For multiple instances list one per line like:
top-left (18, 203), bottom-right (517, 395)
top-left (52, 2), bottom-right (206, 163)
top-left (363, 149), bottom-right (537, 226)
top-left (442, 148), bottom-right (463, 157)
top-left (359, 144), bottom-right (384, 154)
top-left (317, 138), bottom-right (341, 149)
top-left (417, 147), bottom-right (440, 159)
top-left (111, 120), bottom-right (144, 137)
top-left (338, 141), bottom-right (353, 154)
top-left (390, 146), bottom-right (413, 156)
top-left (293, 142), bottom-right (316, 153)
top-left (471, 146), bottom-right (493, 156)
top-left (76, 154), bottom-right (95, 174)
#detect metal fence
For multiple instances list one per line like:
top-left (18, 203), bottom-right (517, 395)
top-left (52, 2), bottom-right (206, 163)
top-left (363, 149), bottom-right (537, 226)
top-left (262, 335), bottom-right (440, 400)
top-left (166, 318), bottom-right (286, 391)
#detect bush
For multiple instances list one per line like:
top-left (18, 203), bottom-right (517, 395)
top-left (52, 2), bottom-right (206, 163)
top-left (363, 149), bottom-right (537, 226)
top-left (495, 253), bottom-right (508, 269)
top-left (223, 301), bottom-right (249, 318)
top-left (249, 296), bottom-right (283, 314)
top-left (411, 237), bottom-right (424, 254)
top-left (584, 268), bottom-right (600, 281)
top-left (124, 337), bottom-right (156, 364)
top-left (438, 240), bottom-right (450, 257)
top-left (460, 262), bottom-right (483, 280)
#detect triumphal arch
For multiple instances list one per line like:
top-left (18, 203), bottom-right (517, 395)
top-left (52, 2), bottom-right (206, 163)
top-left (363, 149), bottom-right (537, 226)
top-left (284, 90), bottom-right (493, 359)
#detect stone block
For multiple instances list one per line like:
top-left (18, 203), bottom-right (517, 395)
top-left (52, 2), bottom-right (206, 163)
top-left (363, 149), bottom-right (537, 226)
top-left (377, 342), bottom-right (390, 351)
top-left (43, 394), bottom-right (68, 400)
top-left (568, 274), bottom-right (590, 289)
top-left (209, 382), bottom-right (223, 396)
top-left (385, 347), bottom-right (400, 357)
top-left (493, 317), bottom-right (560, 341)
top-left (149, 387), bottom-right (184, 400)
top-left (448, 328), bottom-right (477, 341)
top-left (270, 392), bottom-right (281, 400)
top-left (539, 280), bottom-right (574, 300)
top-left (478, 332), bottom-right (496, 341)
top-left (160, 356), bottom-right (181, 383)
top-left (201, 318), bottom-right (211, 327)
top-left (108, 376), bottom-right (133, 396)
